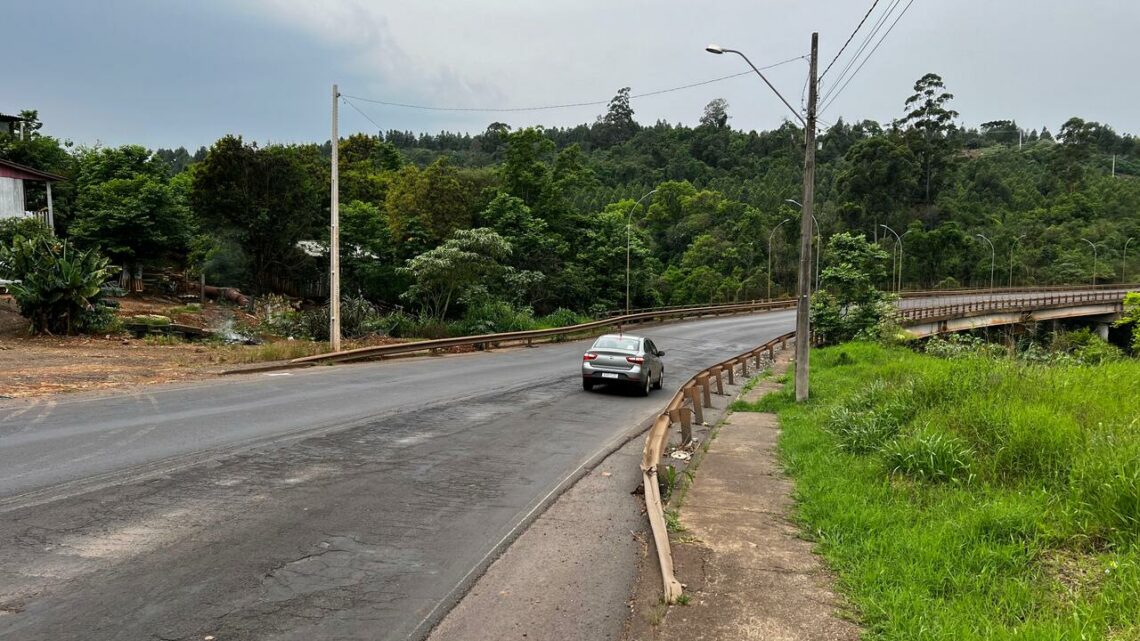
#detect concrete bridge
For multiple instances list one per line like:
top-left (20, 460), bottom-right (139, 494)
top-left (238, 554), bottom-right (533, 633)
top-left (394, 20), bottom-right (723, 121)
top-left (898, 288), bottom-right (1133, 339)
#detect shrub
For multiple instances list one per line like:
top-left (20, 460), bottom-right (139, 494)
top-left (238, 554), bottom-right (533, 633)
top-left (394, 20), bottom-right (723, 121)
top-left (538, 307), bottom-right (589, 328)
top-left (924, 333), bottom-right (1006, 359)
top-left (261, 295), bottom-right (385, 341)
top-left (0, 217), bottom-right (52, 246)
top-left (0, 235), bottom-right (118, 334)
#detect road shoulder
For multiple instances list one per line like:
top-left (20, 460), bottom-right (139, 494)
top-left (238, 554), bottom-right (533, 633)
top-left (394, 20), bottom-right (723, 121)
top-left (623, 352), bottom-right (860, 641)
top-left (426, 431), bottom-right (650, 641)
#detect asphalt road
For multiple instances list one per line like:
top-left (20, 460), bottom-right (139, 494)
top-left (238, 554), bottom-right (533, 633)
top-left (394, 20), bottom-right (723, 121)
top-left (0, 310), bottom-right (796, 640)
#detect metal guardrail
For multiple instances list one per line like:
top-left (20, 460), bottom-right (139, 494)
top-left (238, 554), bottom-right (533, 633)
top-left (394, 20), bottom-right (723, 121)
top-left (273, 286), bottom-right (1133, 369)
top-left (639, 331), bottom-right (795, 603)
top-left (287, 299), bottom-right (799, 367)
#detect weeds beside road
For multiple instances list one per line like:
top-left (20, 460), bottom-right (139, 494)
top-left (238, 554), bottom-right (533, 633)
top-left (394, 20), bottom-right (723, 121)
top-left (764, 343), bottom-right (1140, 640)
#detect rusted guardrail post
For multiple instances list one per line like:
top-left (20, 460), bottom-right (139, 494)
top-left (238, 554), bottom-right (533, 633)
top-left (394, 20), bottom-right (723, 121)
top-left (696, 374), bottom-right (712, 408)
top-left (710, 366), bottom-right (725, 395)
top-left (668, 408), bottom-right (691, 444)
top-left (779, 336), bottom-right (787, 350)
top-left (685, 387), bottom-right (704, 425)
top-left (767, 344), bottom-right (775, 361)
top-left (726, 360), bottom-right (736, 385)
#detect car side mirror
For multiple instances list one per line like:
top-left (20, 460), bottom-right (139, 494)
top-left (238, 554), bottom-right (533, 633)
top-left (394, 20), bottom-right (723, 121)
top-left (656, 350), bottom-right (666, 356)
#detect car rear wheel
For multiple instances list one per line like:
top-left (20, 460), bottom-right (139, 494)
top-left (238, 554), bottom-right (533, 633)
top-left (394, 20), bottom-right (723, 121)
top-left (637, 375), bottom-right (651, 397)
top-left (652, 368), bottom-right (664, 390)
top-left (582, 379), bottom-right (594, 391)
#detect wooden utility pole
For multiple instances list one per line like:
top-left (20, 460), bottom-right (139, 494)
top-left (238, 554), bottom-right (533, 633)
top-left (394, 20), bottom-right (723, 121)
top-left (794, 33), bottom-right (818, 402)
top-left (330, 84), bottom-right (342, 352)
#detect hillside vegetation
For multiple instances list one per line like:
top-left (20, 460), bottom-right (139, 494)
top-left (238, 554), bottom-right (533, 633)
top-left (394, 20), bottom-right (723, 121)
top-left (3, 73), bottom-right (1140, 334)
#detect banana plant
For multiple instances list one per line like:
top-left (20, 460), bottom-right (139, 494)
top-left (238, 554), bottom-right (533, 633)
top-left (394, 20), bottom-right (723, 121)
top-left (0, 236), bottom-right (117, 334)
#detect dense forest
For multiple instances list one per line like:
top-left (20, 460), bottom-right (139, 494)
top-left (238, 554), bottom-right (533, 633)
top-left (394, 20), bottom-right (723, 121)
top-left (3, 73), bottom-right (1139, 326)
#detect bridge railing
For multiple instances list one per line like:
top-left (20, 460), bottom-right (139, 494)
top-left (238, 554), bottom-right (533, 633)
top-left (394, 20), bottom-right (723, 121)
top-left (895, 289), bottom-right (1129, 323)
top-left (604, 283), bottom-right (1139, 316)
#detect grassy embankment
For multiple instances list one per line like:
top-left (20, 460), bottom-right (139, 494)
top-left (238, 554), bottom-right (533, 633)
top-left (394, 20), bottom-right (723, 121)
top-left (742, 343), bottom-right (1140, 640)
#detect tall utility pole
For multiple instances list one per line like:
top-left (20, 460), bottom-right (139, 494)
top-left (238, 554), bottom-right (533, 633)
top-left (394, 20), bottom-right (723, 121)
top-left (705, 36), bottom-right (815, 401)
top-left (794, 33), bottom-right (818, 403)
top-left (330, 84), bottom-right (342, 352)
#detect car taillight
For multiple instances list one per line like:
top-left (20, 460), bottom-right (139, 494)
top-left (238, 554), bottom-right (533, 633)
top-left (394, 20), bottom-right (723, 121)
top-left (626, 356), bottom-right (644, 364)
top-left (583, 353), bottom-right (598, 361)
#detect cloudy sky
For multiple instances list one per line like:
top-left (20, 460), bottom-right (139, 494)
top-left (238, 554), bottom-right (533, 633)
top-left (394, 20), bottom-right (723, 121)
top-left (5, 0), bottom-right (1138, 150)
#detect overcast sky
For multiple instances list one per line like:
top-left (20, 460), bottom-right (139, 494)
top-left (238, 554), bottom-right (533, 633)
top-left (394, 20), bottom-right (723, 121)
top-left (5, 0), bottom-right (1139, 150)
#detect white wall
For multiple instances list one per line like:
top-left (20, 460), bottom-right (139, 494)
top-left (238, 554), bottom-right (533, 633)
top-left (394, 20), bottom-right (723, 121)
top-left (0, 177), bottom-right (25, 220)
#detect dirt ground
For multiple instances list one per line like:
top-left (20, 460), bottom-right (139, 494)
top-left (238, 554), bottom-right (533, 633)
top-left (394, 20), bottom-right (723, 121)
top-left (0, 294), bottom-right (401, 399)
top-left (1, 294), bottom-right (239, 398)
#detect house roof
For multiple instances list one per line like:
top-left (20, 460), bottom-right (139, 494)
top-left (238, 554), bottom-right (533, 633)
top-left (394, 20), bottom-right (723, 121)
top-left (0, 158), bottom-right (65, 182)
top-left (0, 113), bottom-right (24, 123)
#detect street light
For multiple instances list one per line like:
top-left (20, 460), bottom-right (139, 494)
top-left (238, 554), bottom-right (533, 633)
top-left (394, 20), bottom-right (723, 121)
top-left (625, 189), bottom-right (657, 315)
top-left (786, 199), bottom-right (821, 291)
top-left (708, 36), bottom-right (818, 403)
top-left (1123, 237), bottom-right (1134, 284)
top-left (976, 233), bottom-right (996, 291)
top-left (881, 225), bottom-right (902, 292)
top-left (1081, 238), bottom-right (1103, 286)
top-left (768, 218), bottom-right (792, 300)
top-left (1009, 234), bottom-right (1027, 288)
top-left (705, 46), bottom-right (806, 128)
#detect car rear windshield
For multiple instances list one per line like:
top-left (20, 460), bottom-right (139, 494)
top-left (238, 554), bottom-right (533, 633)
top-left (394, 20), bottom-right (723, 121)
top-left (593, 337), bottom-right (639, 351)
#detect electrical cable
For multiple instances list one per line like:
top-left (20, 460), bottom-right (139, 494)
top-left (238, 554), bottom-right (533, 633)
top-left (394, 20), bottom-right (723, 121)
top-left (818, 0), bottom-right (902, 105)
top-left (341, 96), bottom-right (384, 132)
top-left (819, 0), bottom-right (881, 82)
top-left (819, 0), bottom-right (917, 115)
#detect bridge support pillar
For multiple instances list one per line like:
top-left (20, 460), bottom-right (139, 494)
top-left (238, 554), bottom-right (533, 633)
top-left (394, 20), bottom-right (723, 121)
top-left (1097, 323), bottom-right (1110, 341)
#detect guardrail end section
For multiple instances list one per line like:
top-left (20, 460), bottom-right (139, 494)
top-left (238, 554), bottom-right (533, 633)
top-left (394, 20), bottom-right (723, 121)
top-left (643, 468), bottom-right (684, 604)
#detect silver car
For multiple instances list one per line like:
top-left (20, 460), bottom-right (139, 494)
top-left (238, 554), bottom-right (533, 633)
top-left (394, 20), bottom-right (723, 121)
top-left (581, 334), bottom-right (665, 395)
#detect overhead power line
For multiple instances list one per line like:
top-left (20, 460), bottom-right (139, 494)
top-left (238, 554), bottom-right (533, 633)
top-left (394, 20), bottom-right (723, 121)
top-left (340, 54), bottom-right (806, 114)
top-left (819, 0), bottom-right (902, 105)
top-left (820, 0), bottom-right (917, 115)
top-left (819, 0), bottom-right (881, 82)
top-left (341, 96), bottom-right (384, 132)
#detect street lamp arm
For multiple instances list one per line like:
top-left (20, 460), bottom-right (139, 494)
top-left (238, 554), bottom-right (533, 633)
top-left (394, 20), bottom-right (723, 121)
top-left (711, 47), bottom-right (807, 127)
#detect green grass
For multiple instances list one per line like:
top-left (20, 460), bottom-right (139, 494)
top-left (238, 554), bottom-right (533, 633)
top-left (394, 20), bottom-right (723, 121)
top-left (754, 342), bottom-right (1140, 640)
